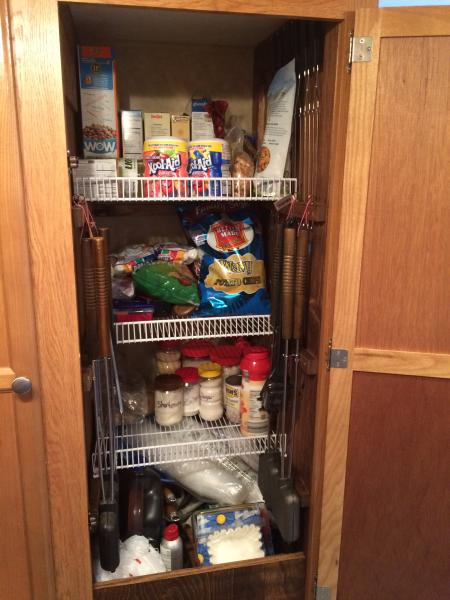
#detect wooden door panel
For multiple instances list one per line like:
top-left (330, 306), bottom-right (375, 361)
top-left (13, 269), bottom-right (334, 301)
top-left (94, 554), bottom-right (306, 600)
top-left (356, 35), bottom-right (450, 353)
top-left (338, 372), bottom-right (450, 600)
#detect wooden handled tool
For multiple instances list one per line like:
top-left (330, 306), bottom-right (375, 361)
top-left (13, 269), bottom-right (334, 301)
top-left (281, 226), bottom-right (296, 341)
top-left (293, 228), bottom-right (309, 341)
top-left (92, 236), bottom-right (111, 359)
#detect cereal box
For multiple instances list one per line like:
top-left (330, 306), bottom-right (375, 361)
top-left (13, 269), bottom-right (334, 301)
top-left (144, 112), bottom-right (171, 139)
top-left (78, 46), bottom-right (119, 158)
top-left (171, 114), bottom-right (190, 140)
top-left (191, 99), bottom-right (214, 139)
top-left (121, 111), bottom-right (143, 159)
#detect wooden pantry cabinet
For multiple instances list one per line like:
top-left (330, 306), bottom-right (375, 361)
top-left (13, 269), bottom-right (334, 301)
top-left (0, 1), bottom-right (449, 600)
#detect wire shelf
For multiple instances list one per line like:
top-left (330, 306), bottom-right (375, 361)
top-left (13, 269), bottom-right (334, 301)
top-left (114, 314), bottom-right (272, 344)
top-left (92, 415), bottom-right (276, 473)
top-left (74, 176), bottom-right (297, 202)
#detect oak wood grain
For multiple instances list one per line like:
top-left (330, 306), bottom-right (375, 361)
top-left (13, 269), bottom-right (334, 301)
top-left (94, 553), bottom-right (306, 600)
top-left (8, 0), bottom-right (92, 597)
top-left (304, 15), bottom-right (355, 600)
top-left (0, 0), bottom-right (56, 597)
top-left (338, 372), bottom-right (450, 600)
top-left (356, 34), bottom-right (450, 354)
top-left (354, 348), bottom-right (450, 379)
top-left (381, 6), bottom-right (450, 37)
top-left (61, 0), bottom-right (355, 21)
top-left (317, 10), bottom-right (381, 600)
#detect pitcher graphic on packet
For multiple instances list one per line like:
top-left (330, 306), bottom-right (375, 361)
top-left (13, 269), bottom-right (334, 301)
top-left (143, 137), bottom-right (188, 198)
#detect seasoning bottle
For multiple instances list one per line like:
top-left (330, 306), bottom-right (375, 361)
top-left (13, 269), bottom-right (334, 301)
top-left (240, 350), bottom-right (271, 436)
top-left (198, 362), bottom-right (223, 421)
top-left (224, 374), bottom-right (242, 424)
top-left (154, 374), bottom-right (184, 427)
top-left (160, 523), bottom-right (183, 571)
top-left (210, 345), bottom-right (241, 395)
top-left (155, 341), bottom-right (181, 375)
top-left (175, 367), bottom-right (200, 416)
top-left (181, 340), bottom-right (214, 368)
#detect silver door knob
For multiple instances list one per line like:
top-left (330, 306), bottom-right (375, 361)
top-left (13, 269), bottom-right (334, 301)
top-left (11, 376), bottom-right (32, 395)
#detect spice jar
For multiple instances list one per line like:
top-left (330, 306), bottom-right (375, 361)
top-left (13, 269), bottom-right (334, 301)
top-left (156, 341), bottom-right (181, 375)
top-left (198, 362), bottom-right (223, 421)
top-left (181, 340), bottom-right (214, 368)
top-left (240, 346), bottom-right (270, 380)
top-left (175, 367), bottom-right (200, 417)
top-left (225, 374), bottom-right (242, 424)
top-left (240, 350), bottom-right (271, 436)
top-left (154, 374), bottom-right (184, 426)
top-left (210, 345), bottom-right (242, 399)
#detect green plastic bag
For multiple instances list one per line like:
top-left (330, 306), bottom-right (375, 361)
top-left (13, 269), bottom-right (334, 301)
top-left (132, 262), bottom-right (199, 306)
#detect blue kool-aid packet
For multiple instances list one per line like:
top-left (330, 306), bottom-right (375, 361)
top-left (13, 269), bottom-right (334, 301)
top-left (179, 207), bottom-right (271, 317)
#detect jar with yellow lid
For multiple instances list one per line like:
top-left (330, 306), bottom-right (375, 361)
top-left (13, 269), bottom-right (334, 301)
top-left (198, 362), bottom-right (223, 421)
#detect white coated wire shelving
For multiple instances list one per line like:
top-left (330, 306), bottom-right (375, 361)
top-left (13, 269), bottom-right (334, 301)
top-left (74, 176), bottom-right (297, 202)
top-left (114, 314), bottom-right (272, 344)
top-left (93, 415), bottom-right (277, 474)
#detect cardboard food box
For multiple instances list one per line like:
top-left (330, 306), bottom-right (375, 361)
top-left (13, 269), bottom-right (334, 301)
top-left (171, 114), bottom-right (190, 140)
top-left (73, 159), bottom-right (118, 199)
top-left (78, 46), bottom-right (119, 158)
top-left (144, 112), bottom-right (171, 139)
top-left (121, 110), bottom-right (143, 159)
top-left (191, 98), bottom-right (214, 140)
top-left (117, 158), bottom-right (142, 197)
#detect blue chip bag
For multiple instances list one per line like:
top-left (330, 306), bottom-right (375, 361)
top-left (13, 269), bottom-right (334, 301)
top-left (179, 207), bottom-right (271, 317)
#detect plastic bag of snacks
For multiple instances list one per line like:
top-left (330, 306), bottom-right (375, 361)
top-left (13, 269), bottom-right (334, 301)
top-left (179, 208), bottom-right (270, 317)
top-left (132, 262), bottom-right (200, 306)
top-left (111, 244), bottom-right (158, 275)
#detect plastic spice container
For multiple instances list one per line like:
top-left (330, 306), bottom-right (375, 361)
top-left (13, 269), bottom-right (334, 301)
top-left (181, 340), bottom-right (214, 368)
top-left (160, 523), bottom-right (183, 571)
top-left (175, 367), bottom-right (200, 417)
top-left (240, 350), bottom-right (271, 436)
top-left (224, 374), bottom-right (242, 424)
top-left (156, 341), bottom-right (181, 375)
top-left (198, 362), bottom-right (223, 421)
top-left (154, 374), bottom-right (184, 426)
top-left (240, 346), bottom-right (270, 380)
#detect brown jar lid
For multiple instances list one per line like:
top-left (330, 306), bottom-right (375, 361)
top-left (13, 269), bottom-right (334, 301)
top-left (155, 374), bottom-right (183, 391)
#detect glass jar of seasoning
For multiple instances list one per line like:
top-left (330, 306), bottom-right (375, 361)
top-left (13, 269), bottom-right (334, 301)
top-left (198, 362), bottom-right (223, 421)
top-left (181, 340), bottom-right (214, 369)
top-left (154, 374), bottom-right (184, 426)
top-left (210, 345), bottom-right (241, 396)
top-left (175, 367), bottom-right (200, 417)
top-left (156, 341), bottom-right (181, 375)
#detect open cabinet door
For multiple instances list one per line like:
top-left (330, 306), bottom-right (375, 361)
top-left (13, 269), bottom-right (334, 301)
top-left (317, 7), bottom-right (450, 600)
top-left (0, 1), bottom-right (55, 597)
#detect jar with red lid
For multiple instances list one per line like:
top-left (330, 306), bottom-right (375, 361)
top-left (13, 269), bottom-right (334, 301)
top-left (240, 349), bottom-right (271, 436)
top-left (156, 340), bottom-right (181, 375)
top-left (209, 345), bottom-right (242, 396)
top-left (240, 347), bottom-right (270, 381)
top-left (181, 340), bottom-right (214, 368)
top-left (175, 367), bottom-right (200, 416)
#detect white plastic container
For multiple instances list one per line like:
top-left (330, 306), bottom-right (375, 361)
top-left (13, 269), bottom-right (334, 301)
top-left (160, 524), bottom-right (183, 571)
top-left (198, 363), bottom-right (223, 421)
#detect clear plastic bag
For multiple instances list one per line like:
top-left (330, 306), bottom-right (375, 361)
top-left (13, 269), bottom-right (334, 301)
top-left (94, 535), bottom-right (166, 581)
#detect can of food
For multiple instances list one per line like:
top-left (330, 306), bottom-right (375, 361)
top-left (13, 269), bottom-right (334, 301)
top-left (188, 138), bottom-right (229, 197)
top-left (225, 374), bottom-right (242, 424)
top-left (143, 137), bottom-right (188, 198)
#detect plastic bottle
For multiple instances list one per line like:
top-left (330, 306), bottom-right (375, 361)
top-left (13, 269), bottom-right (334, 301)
top-left (160, 523), bottom-right (183, 571)
top-left (240, 349), bottom-right (271, 436)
